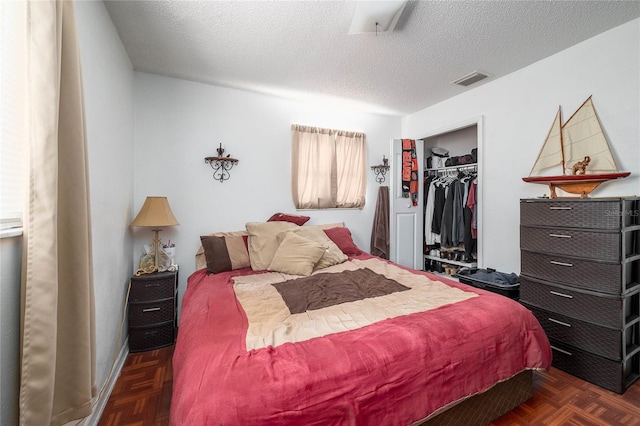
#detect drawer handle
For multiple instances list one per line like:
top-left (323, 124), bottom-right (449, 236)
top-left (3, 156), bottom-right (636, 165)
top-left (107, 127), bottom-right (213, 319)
top-left (551, 345), bottom-right (573, 356)
top-left (550, 290), bottom-right (573, 299)
top-left (550, 260), bottom-right (573, 267)
top-left (548, 318), bottom-right (572, 327)
top-left (549, 206), bottom-right (572, 210)
top-left (145, 283), bottom-right (160, 288)
top-left (549, 233), bottom-right (571, 239)
top-left (142, 307), bottom-right (161, 313)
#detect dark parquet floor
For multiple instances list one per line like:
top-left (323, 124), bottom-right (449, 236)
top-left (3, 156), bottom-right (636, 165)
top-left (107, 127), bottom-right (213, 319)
top-left (98, 345), bottom-right (640, 425)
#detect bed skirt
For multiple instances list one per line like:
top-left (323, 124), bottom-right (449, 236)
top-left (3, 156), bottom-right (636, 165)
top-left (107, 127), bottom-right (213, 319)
top-left (420, 370), bottom-right (533, 425)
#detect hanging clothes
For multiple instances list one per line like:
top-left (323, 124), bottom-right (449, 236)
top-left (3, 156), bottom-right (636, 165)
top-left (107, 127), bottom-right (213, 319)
top-left (431, 184), bottom-right (446, 234)
top-left (467, 178), bottom-right (478, 239)
top-left (424, 177), bottom-right (441, 246)
top-left (451, 179), bottom-right (466, 246)
top-left (423, 166), bottom-right (477, 253)
top-left (440, 182), bottom-right (455, 247)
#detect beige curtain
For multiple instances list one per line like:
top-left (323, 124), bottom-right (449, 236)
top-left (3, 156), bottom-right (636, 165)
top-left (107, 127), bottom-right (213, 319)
top-left (335, 130), bottom-right (366, 208)
top-left (291, 124), bottom-right (366, 209)
top-left (20, 1), bottom-right (96, 425)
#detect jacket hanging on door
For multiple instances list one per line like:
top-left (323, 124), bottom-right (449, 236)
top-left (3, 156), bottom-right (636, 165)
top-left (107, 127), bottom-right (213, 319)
top-left (402, 139), bottom-right (419, 206)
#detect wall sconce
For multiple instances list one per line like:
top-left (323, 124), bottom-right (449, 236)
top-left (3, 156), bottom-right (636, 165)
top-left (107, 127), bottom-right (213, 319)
top-left (371, 156), bottom-right (390, 184)
top-left (204, 143), bottom-right (239, 183)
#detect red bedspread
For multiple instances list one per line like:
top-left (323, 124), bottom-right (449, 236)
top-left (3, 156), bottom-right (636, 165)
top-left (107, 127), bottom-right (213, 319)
top-left (171, 254), bottom-right (551, 425)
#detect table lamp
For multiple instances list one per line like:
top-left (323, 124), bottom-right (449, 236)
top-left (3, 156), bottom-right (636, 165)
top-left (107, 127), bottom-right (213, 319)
top-left (131, 196), bottom-right (179, 275)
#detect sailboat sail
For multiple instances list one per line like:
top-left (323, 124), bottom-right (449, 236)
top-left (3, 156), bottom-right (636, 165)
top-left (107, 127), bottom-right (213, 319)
top-left (561, 97), bottom-right (618, 173)
top-left (523, 96), bottom-right (629, 198)
top-left (529, 109), bottom-right (564, 176)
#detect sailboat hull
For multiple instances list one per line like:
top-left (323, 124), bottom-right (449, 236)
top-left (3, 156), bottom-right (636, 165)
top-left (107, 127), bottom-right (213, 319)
top-left (522, 172), bottom-right (630, 198)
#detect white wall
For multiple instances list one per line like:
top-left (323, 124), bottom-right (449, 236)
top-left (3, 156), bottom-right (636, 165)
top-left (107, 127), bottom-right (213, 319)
top-left (402, 19), bottom-right (640, 273)
top-left (75, 0), bottom-right (135, 408)
top-left (133, 73), bottom-right (401, 311)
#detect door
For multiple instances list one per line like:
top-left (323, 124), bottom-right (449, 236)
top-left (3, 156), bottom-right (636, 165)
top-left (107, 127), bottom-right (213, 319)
top-left (389, 139), bottom-right (424, 269)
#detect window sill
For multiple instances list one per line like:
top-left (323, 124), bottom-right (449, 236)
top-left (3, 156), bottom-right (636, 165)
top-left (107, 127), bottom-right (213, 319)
top-left (0, 227), bottom-right (23, 239)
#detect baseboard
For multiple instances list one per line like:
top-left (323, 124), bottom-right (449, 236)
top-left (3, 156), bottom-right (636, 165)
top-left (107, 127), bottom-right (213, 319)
top-left (83, 341), bottom-right (129, 426)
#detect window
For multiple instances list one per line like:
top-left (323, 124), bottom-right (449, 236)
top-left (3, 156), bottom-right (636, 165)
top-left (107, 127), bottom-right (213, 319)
top-left (0, 1), bottom-right (26, 232)
top-left (291, 124), bottom-right (366, 209)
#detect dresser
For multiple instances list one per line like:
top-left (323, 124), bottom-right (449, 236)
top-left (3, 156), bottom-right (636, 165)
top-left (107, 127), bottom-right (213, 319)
top-left (128, 270), bottom-right (178, 352)
top-left (519, 197), bottom-right (640, 394)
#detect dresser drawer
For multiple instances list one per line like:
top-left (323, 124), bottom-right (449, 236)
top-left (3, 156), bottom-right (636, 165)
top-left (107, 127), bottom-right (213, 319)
top-left (525, 304), bottom-right (623, 360)
top-left (520, 226), bottom-right (621, 261)
top-left (549, 339), bottom-right (639, 394)
top-left (521, 251), bottom-right (622, 294)
top-left (520, 276), bottom-right (624, 328)
top-left (129, 322), bottom-right (175, 353)
top-left (520, 199), bottom-right (628, 229)
top-left (129, 299), bottom-right (174, 326)
top-left (130, 273), bottom-right (175, 302)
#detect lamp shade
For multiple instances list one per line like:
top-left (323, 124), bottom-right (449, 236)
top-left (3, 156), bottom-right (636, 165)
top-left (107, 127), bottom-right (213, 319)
top-left (131, 196), bottom-right (179, 228)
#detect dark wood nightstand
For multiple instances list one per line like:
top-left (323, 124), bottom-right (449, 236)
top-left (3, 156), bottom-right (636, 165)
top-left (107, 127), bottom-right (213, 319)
top-left (128, 270), bottom-right (178, 352)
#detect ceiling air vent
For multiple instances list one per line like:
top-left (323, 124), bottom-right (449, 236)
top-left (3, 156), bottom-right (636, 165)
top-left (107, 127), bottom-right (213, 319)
top-left (451, 70), bottom-right (491, 87)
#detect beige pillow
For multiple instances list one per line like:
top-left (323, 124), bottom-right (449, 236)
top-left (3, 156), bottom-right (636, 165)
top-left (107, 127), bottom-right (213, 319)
top-left (280, 226), bottom-right (347, 271)
top-left (268, 233), bottom-right (327, 276)
top-left (246, 221), bottom-right (298, 270)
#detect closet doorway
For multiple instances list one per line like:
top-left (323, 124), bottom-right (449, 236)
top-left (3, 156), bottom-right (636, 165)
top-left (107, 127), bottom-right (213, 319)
top-left (389, 116), bottom-right (483, 273)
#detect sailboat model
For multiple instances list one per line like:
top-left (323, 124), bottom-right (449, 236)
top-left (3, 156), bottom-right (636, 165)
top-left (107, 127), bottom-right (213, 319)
top-left (523, 96), bottom-right (629, 198)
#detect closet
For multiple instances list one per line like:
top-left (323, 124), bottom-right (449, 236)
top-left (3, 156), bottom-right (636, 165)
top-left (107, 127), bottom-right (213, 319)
top-left (422, 125), bottom-right (478, 275)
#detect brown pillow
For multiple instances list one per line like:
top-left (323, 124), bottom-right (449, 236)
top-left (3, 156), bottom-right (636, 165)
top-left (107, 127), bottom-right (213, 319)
top-left (267, 212), bottom-right (311, 226)
top-left (200, 235), bottom-right (250, 274)
top-left (268, 233), bottom-right (327, 276)
top-left (246, 221), bottom-right (299, 270)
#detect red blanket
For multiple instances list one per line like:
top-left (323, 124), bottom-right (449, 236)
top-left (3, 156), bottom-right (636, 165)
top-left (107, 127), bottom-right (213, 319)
top-left (171, 254), bottom-right (551, 425)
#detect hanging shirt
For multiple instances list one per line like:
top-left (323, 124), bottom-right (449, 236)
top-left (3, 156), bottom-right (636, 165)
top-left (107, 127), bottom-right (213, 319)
top-left (431, 184), bottom-right (446, 234)
top-left (466, 179), bottom-right (477, 239)
top-left (440, 183), bottom-right (455, 247)
top-left (424, 180), bottom-right (441, 246)
top-left (452, 179), bottom-right (466, 246)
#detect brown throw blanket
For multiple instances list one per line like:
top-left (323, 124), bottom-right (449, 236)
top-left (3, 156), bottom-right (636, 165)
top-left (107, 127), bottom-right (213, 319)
top-left (371, 185), bottom-right (390, 259)
top-left (272, 268), bottom-right (409, 314)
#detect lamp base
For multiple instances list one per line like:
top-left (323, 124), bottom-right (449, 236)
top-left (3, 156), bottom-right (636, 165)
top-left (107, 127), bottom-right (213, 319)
top-left (135, 230), bottom-right (178, 276)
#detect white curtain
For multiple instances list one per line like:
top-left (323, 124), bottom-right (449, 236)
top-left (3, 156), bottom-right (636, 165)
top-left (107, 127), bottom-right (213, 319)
top-left (20, 1), bottom-right (96, 425)
top-left (291, 125), bottom-right (366, 209)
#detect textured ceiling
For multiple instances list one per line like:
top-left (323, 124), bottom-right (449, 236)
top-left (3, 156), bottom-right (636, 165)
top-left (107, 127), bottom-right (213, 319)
top-left (103, 0), bottom-right (640, 116)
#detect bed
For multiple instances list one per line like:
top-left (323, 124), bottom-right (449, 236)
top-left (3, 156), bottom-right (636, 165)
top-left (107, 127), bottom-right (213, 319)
top-left (170, 220), bottom-right (551, 425)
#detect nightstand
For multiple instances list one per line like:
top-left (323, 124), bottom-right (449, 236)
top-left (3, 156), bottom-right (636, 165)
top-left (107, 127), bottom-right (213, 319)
top-left (128, 270), bottom-right (178, 352)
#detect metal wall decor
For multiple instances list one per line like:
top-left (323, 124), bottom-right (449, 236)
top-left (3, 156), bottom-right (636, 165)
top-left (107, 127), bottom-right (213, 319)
top-left (205, 143), bottom-right (239, 182)
top-left (371, 155), bottom-right (390, 184)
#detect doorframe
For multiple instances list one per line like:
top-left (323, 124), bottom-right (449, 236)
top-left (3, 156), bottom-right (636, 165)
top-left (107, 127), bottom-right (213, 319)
top-left (418, 116), bottom-right (484, 269)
